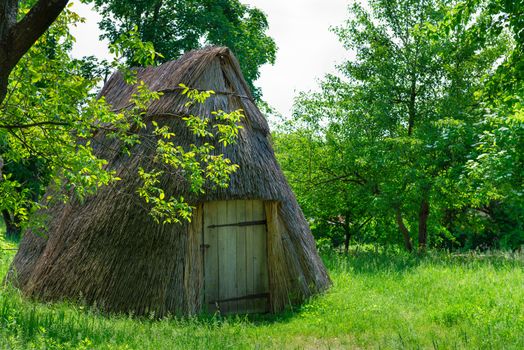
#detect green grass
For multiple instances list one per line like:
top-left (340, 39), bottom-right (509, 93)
top-left (0, 243), bottom-right (523, 349)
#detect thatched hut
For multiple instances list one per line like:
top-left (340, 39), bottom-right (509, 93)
top-left (8, 47), bottom-right (330, 316)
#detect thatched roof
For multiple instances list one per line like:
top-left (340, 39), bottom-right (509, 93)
top-left (9, 46), bottom-right (330, 316)
top-left (101, 46), bottom-right (267, 133)
top-left (92, 46), bottom-right (299, 204)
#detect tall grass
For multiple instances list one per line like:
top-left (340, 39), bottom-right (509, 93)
top-left (0, 242), bottom-right (523, 349)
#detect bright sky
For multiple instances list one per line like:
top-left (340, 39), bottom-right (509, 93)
top-left (70, 1), bottom-right (352, 118)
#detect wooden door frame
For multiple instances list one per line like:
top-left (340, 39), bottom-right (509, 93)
top-left (200, 199), bottom-right (271, 314)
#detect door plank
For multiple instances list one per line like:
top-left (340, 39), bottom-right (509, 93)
top-left (225, 200), bottom-right (238, 313)
top-left (216, 200), bottom-right (230, 313)
top-left (236, 200), bottom-right (248, 313)
top-left (245, 200), bottom-right (255, 313)
top-left (252, 200), bottom-right (269, 312)
top-left (203, 201), bottom-right (219, 313)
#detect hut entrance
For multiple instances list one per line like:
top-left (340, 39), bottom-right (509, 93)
top-left (202, 200), bottom-right (269, 314)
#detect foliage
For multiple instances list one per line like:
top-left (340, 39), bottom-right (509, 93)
top-left (0, 4), bottom-right (116, 231)
top-left (88, 0), bottom-right (277, 98)
top-left (460, 0), bottom-right (524, 249)
top-left (0, 174), bottom-right (31, 224)
top-left (137, 85), bottom-right (244, 224)
top-left (0, 245), bottom-right (523, 349)
top-left (275, 0), bottom-right (523, 251)
top-left (0, 5), bottom-right (244, 228)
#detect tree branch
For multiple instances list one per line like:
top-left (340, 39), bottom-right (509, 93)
top-left (7, 0), bottom-right (69, 68)
top-left (0, 0), bottom-right (18, 39)
top-left (0, 120), bottom-right (70, 130)
top-left (0, 0), bottom-right (69, 103)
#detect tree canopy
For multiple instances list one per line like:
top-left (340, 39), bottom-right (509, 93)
top-left (89, 0), bottom-right (277, 97)
top-left (275, 0), bottom-right (523, 251)
top-left (0, 4), bottom-right (245, 237)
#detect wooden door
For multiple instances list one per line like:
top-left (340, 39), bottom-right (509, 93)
top-left (203, 200), bottom-right (269, 314)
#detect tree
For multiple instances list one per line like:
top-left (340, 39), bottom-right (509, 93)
top-left (1, 0), bottom-right (273, 234)
top-left (461, 0), bottom-right (524, 249)
top-left (280, 0), bottom-right (511, 251)
top-left (0, 146), bottom-right (49, 240)
top-left (0, 0), bottom-right (70, 231)
top-left (89, 0), bottom-right (277, 97)
top-left (0, 5), bottom-right (244, 234)
top-left (0, 0), bottom-right (70, 105)
top-left (273, 127), bottom-right (373, 252)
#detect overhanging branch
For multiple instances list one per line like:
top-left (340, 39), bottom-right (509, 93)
top-left (0, 120), bottom-right (70, 130)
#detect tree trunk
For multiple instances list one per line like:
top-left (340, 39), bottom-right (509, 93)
top-left (2, 209), bottom-right (21, 240)
top-left (395, 208), bottom-right (413, 252)
top-left (343, 224), bottom-right (351, 254)
top-left (407, 71), bottom-right (417, 136)
top-left (345, 217), bottom-right (371, 253)
top-left (0, 60), bottom-right (9, 104)
top-left (0, 0), bottom-right (69, 106)
top-left (418, 196), bottom-right (430, 251)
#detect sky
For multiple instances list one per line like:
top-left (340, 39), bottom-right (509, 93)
top-left (70, 1), bottom-right (352, 118)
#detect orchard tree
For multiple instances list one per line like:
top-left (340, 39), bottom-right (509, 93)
top-left (273, 127), bottom-right (373, 252)
top-left (283, 0), bottom-right (511, 251)
top-left (462, 0), bottom-right (524, 248)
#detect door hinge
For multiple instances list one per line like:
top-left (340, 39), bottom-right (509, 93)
top-left (208, 292), bottom-right (269, 304)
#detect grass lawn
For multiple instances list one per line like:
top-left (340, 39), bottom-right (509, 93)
top-left (0, 236), bottom-right (523, 349)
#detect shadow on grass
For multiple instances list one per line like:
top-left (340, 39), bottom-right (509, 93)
top-left (321, 246), bottom-right (524, 276)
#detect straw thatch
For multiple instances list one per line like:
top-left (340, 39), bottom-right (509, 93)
top-left (8, 46), bottom-right (330, 316)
